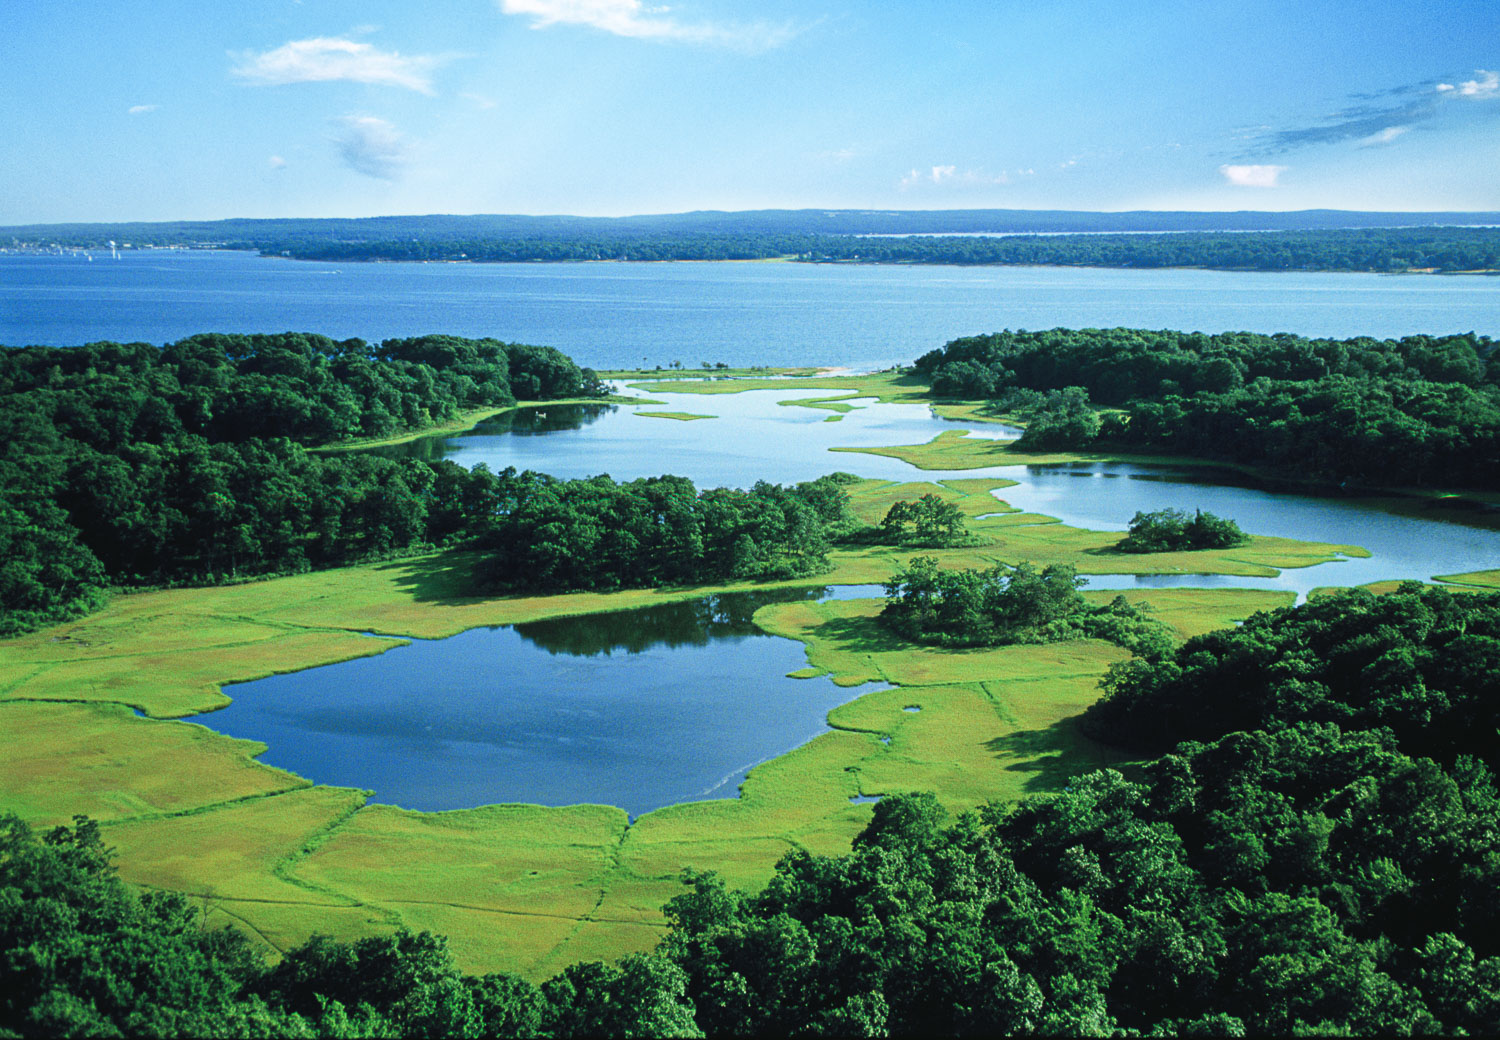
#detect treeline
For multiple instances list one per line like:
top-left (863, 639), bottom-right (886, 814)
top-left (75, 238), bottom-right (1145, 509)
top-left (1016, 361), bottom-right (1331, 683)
top-left (0, 333), bottom-right (605, 635)
top-left (14, 719), bottom-right (1500, 1035)
top-left (264, 226), bottom-right (1500, 273)
top-left (914, 327), bottom-right (1500, 488)
top-left (473, 472), bottom-right (858, 592)
top-left (0, 331), bottom-right (866, 636)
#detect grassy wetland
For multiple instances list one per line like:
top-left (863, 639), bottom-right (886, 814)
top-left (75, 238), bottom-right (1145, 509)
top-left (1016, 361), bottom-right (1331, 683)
top-left (2, 443), bottom-right (1357, 976)
top-left (8, 323), bottom-right (1500, 1036)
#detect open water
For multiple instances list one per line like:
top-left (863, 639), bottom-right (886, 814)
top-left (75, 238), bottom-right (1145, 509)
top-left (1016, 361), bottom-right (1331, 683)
top-left (3, 249), bottom-right (1497, 368)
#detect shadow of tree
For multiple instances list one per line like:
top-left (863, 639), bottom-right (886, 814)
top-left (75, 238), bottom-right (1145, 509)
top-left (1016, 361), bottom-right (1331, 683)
top-left (985, 717), bottom-right (1138, 794)
top-left (373, 552), bottom-right (490, 605)
top-left (811, 614), bottom-right (909, 655)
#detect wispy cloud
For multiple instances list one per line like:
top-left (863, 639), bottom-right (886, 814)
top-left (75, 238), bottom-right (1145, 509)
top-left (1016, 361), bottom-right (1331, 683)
top-left (127, 104), bottom-right (158, 115)
top-left (334, 115), bottom-right (410, 179)
top-left (1247, 69), bottom-right (1498, 155)
top-left (232, 37), bottom-right (442, 93)
top-left (1219, 164), bottom-right (1286, 188)
top-left (498, 0), bottom-right (800, 52)
top-left (899, 164), bottom-right (1024, 189)
top-left (1357, 125), bottom-right (1411, 148)
top-left (268, 155), bottom-right (287, 169)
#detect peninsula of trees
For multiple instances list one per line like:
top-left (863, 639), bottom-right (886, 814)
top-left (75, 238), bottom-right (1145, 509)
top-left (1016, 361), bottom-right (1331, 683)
top-left (915, 327), bottom-right (1500, 490)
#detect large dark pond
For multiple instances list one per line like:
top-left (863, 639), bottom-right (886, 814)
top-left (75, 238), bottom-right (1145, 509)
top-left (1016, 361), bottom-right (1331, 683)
top-left (210, 587), bottom-right (888, 817)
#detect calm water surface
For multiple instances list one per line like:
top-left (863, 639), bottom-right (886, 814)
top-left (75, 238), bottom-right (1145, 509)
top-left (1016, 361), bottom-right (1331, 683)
top-left (387, 386), bottom-right (1500, 598)
top-left (4, 250), bottom-right (1497, 367)
top-left (213, 587), bottom-right (888, 817)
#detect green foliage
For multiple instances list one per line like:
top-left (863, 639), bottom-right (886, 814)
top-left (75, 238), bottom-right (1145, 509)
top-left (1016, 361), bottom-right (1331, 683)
top-left (243, 225), bottom-right (1500, 275)
top-left (881, 558), bottom-right (1172, 656)
top-left (1118, 508), bottom-right (1250, 553)
top-left (473, 473), bottom-right (854, 592)
top-left (0, 333), bottom-right (604, 635)
top-left (659, 724), bottom-right (1500, 1034)
top-left (1083, 583), bottom-right (1500, 765)
top-left (914, 327), bottom-right (1500, 488)
top-left (877, 493), bottom-right (969, 547)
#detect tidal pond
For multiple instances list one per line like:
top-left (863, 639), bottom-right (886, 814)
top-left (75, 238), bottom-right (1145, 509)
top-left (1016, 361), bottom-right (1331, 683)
top-left (382, 386), bottom-right (1500, 597)
top-left (210, 587), bottom-right (888, 817)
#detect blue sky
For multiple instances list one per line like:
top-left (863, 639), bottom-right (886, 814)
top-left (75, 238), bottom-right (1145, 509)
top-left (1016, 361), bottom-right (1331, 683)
top-left (3, 0), bottom-right (1497, 222)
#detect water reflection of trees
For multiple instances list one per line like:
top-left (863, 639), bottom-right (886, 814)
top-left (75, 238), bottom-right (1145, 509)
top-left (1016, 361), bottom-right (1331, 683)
top-left (514, 587), bottom-right (827, 657)
top-left (372, 404), bottom-right (617, 460)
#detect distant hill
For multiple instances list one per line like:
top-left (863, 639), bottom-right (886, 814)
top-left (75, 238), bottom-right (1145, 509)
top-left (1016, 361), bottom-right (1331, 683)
top-left (6, 210), bottom-right (1499, 273)
top-left (6, 208), bottom-right (1500, 248)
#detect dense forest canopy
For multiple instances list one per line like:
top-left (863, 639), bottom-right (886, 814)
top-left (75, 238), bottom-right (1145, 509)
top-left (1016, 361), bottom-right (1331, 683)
top-left (0, 332), bottom-right (609, 635)
top-left (0, 332), bottom-right (868, 637)
top-left (915, 326), bottom-right (1500, 488)
top-left (1083, 584), bottom-right (1500, 765)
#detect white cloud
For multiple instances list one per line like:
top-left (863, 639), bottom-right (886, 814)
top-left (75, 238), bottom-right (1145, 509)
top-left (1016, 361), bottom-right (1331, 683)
top-left (334, 115), bottom-right (410, 179)
top-left (232, 37), bottom-right (441, 93)
top-left (127, 104), bottom-right (158, 115)
top-left (499, 0), bottom-right (798, 51)
top-left (1456, 69), bottom-right (1498, 98)
top-left (461, 91), bottom-right (498, 110)
top-left (900, 164), bottom-right (1017, 189)
top-left (1357, 125), bottom-right (1410, 147)
top-left (1219, 163), bottom-right (1287, 188)
top-left (268, 155), bottom-right (287, 169)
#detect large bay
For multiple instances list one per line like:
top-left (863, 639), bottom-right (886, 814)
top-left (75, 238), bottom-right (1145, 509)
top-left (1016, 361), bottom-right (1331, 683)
top-left (3, 250), bottom-right (1497, 367)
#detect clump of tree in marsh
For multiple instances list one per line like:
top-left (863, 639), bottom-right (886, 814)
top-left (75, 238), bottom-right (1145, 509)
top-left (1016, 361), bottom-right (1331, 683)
top-left (880, 557), bottom-right (1172, 657)
top-left (915, 327), bottom-right (1500, 489)
top-left (874, 493), bottom-right (971, 547)
top-left (1116, 507), bottom-right (1249, 553)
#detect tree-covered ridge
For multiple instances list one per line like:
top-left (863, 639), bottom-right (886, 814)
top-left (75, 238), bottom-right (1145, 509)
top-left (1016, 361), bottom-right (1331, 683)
top-left (243, 225), bottom-right (1500, 274)
top-left (880, 558), bottom-right (1172, 657)
top-left (0, 333), bottom-right (607, 636)
top-left (915, 327), bottom-right (1500, 488)
top-left (1082, 583), bottom-right (1500, 765)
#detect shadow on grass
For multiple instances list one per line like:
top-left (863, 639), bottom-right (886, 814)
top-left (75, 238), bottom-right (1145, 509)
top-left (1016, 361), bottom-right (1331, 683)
top-left (811, 614), bottom-right (910, 655)
top-left (374, 552), bottom-right (489, 605)
top-left (985, 717), bottom-right (1136, 795)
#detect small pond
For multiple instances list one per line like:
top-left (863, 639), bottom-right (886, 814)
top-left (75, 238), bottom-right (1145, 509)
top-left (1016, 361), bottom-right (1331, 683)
top-left (210, 586), bottom-right (888, 817)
